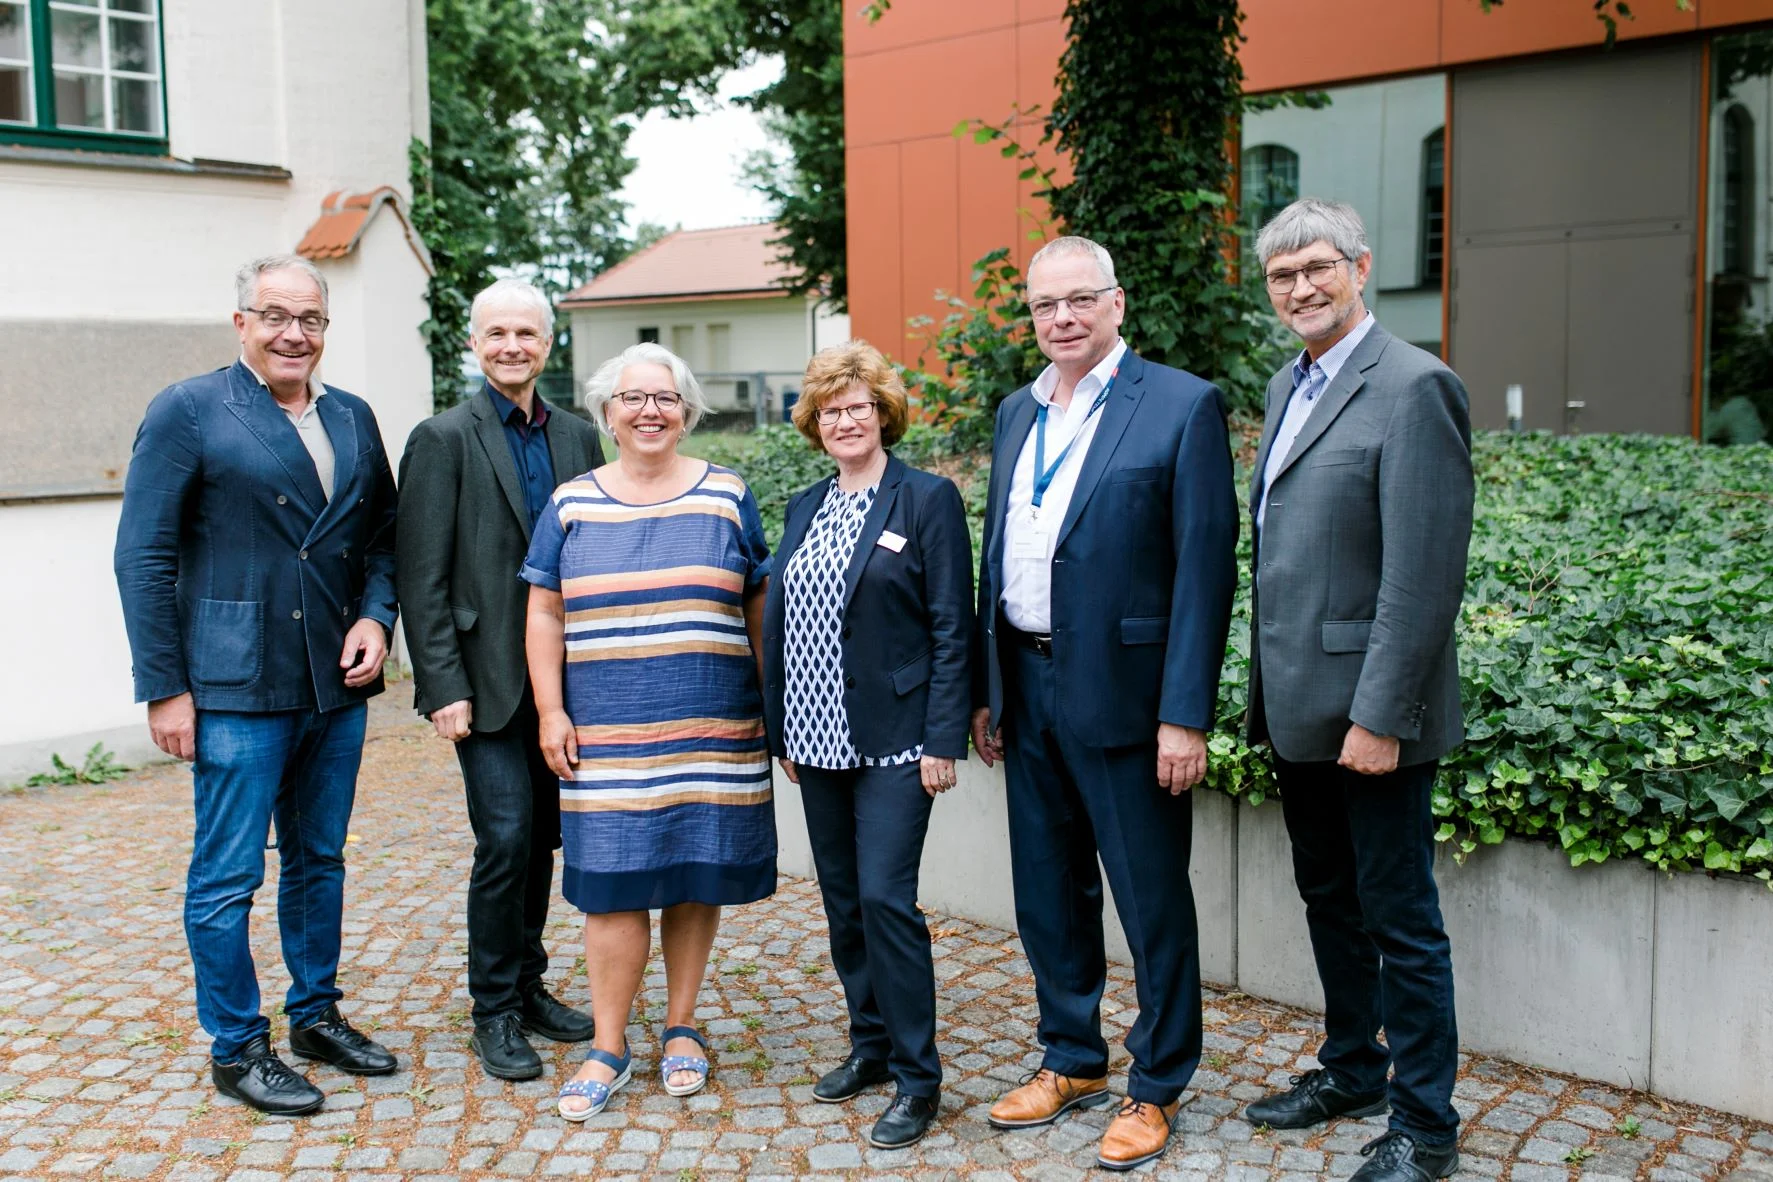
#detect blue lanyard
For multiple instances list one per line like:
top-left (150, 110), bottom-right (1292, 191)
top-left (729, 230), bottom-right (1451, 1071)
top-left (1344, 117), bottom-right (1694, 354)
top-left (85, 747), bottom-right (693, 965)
top-left (1031, 368), bottom-right (1118, 513)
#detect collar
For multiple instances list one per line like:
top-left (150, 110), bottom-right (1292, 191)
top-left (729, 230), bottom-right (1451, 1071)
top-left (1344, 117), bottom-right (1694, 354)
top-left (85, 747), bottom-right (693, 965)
top-left (1032, 337), bottom-right (1128, 408)
top-left (241, 356), bottom-right (326, 405)
top-left (487, 380), bottom-right (548, 427)
top-left (1291, 311), bottom-right (1375, 391)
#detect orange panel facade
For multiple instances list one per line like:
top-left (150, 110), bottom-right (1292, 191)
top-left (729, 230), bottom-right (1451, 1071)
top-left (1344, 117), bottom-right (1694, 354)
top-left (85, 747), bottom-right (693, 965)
top-left (844, 0), bottom-right (1773, 362)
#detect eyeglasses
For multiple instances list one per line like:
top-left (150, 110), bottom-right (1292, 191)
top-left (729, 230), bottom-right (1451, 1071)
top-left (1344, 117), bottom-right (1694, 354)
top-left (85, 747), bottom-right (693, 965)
top-left (1027, 286), bottom-right (1116, 321)
top-left (1264, 257), bottom-right (1349, 294)
top-left (815, 402), bottom-right (878, 425)
top-left (245, 306), bottom-right (329, 336)
top-left (614, 390), bottom-right (683, 411)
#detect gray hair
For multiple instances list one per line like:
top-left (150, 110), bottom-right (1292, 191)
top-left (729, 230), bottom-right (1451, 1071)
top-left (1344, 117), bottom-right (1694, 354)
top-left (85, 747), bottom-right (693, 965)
top-left (1256, 198), bottom-right (1371, 268)
top-left (1027, 235), bottom-right (1118, 289)
top-left (470, 277), bottom-right (554, 338)
top-left (235, 254), bottom-right (328, 312)
top-left (584, 343), bottom-right (711, 435)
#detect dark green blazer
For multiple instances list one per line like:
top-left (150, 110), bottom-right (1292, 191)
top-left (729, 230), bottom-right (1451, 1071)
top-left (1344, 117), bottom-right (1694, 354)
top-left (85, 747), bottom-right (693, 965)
top-left (396, 385), bottom-right (604, 732)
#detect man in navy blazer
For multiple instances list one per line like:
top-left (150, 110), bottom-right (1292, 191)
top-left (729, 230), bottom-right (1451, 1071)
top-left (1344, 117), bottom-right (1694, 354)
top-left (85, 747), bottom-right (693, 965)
top-left (970, 236), bottom-right (1238, 1170)
top-left (115, 255), bottom-right (400, 1117)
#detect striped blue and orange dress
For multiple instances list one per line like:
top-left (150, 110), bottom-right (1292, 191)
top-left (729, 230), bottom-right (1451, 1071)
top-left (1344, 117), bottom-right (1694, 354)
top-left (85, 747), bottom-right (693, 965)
top-left (520, 462), bottom-right (777, 914)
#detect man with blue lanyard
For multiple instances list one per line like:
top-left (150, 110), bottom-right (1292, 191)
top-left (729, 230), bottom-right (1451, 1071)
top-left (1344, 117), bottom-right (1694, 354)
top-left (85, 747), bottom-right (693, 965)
top-left (971, 236), bottom-right (1239, 1171)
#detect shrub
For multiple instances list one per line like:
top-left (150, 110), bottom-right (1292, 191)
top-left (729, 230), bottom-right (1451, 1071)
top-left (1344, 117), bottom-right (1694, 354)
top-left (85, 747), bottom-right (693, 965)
top-left (733, 425), bottom-right (1773, 881)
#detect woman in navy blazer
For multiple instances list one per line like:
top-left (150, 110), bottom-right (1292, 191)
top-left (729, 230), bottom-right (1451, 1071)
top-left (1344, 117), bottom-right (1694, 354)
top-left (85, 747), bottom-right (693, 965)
top-left (762, 341), bottom-right (973, 1150)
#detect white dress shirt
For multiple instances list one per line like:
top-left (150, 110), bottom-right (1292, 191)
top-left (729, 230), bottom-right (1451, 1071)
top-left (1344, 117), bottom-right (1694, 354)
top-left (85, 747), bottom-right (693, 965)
top-left (243, 357), bottom-right (335, 502)
top-left (1255, 312), bottom-right (1374, 535)
top-left (1000, 337), bottom-right (1129, 633)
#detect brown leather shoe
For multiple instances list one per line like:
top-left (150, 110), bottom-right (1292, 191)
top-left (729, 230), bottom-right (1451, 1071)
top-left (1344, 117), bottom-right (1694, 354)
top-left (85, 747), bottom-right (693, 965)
top-left (1096, 1097), bottom-right (1181, 1171)
top-left (986, 1068), bottom-right (1111, 1129)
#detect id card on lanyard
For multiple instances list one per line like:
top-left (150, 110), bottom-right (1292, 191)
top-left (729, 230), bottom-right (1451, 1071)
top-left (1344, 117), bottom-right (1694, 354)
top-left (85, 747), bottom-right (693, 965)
top-left (1013, 368), bottom-right (1118, 560)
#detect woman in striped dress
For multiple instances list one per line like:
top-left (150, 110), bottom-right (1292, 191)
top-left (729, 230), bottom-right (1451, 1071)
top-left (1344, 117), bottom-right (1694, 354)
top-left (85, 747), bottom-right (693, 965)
top-left (522, 343), bottom-right (774, 1120)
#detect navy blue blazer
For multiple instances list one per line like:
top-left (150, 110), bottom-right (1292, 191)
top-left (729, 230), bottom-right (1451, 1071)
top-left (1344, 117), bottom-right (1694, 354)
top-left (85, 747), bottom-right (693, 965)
top-left (763, 454), bottom-right (974, 761)
top-left (114, 360), bottom-right (400, 713)
top-left (972, 349), bottom-right (1238, 748)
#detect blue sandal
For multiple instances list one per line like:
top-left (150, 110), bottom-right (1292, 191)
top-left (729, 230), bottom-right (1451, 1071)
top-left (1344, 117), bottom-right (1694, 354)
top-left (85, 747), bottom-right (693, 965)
top-left (660, 1025), bottom-right (710, 1097)
top-left (557, 1044), bottom-right (631, 1121)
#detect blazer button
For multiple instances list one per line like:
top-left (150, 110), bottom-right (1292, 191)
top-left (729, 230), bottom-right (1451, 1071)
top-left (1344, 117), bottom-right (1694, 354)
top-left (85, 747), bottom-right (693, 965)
top-left (299, 550), bottom-right (308, 560)
top-left (276, 495), bottom-right (288, 505)
top-left (292, 609), bottom-right (303, 620)
top-left (844, 675), bottom-right (856, 689)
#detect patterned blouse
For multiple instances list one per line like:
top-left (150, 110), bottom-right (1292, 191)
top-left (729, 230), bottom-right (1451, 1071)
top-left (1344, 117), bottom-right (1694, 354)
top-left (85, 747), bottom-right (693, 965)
top-left (780, 481), bottom-right (923, 771)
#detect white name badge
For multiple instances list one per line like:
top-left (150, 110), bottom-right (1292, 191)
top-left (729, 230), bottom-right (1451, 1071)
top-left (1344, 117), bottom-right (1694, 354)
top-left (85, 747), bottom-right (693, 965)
top-left (877, 530), bottom-right (908, 553)
top-left (1011, 524), bottom-right (1053, 561)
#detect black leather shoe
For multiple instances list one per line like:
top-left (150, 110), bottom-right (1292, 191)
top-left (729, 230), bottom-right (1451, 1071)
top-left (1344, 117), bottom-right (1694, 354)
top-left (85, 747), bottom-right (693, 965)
top-left (213, 1035), bottom-right (325, 1116)
top-left (471, 1011), bottom-right (543, 1080)
top-left (870, 1090), bottom-right (939, 1149)
top-left (813, 1053), bottom-right (892, 1103)
top-left (288, 1004), bottom-right (397, 1076)
top-left (1245, 1068), bottom-right (1388, 1129)
top-left (518, 983), bottom-right (594, 1043)
top-left (1349, 1130), bottom-right (1460, 1182)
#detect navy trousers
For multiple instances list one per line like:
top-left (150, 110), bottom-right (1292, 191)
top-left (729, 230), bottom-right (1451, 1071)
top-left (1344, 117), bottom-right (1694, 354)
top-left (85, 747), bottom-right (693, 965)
top-left (454, 694), bottom-right (560, 1021)
top-left (797, 760), bottom-right (941, 1096)
top-left (1001, 643), bottom-right (1203, 1105)
top-left (1274, 755), bottom-right (1460, 1146)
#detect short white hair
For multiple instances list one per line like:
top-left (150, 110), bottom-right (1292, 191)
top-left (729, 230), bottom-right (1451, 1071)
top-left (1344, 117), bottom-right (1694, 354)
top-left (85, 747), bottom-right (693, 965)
top-left (1027, 235), bottom-right (1118, 289)
top-left (584, 343), bottom-right (712, 435)
top-left (236, 254), bottom-right (328, 313)
top-left (470, 278), bottom-right (554, 337)
top-left (1256, 198), bottom-right (1372, 268)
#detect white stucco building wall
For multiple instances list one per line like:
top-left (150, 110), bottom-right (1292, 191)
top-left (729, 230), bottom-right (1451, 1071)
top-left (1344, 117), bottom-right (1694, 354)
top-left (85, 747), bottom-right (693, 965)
top-left (0, 0), bottom-right (432, 777)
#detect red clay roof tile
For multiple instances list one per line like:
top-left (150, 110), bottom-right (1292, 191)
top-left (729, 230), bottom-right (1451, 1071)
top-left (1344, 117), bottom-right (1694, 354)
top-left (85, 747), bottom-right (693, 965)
top-left (559, 223), bottom-right (790, 306)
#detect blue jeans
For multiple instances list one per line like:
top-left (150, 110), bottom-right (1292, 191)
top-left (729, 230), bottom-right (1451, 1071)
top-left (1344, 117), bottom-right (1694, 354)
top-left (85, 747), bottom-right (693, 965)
top-left (1274, 755), bottom-right (1460, 1146)
top-left (186, 705), bottom-right (366, 1061)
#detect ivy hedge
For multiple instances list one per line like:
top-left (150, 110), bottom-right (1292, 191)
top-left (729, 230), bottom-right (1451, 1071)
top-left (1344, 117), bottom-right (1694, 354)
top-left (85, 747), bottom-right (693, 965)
top-left (707, 425), bottom-right (1773, 882)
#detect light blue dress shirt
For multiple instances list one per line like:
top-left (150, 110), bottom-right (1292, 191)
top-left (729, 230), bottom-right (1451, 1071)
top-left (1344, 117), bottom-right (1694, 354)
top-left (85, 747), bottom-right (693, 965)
top-left (1255, 311), bottom-right (1375, 535)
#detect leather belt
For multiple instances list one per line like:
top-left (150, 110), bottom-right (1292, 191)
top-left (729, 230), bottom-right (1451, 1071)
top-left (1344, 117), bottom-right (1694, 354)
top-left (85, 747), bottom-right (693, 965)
top-left (1003, 625), bottom-right (1054, 657)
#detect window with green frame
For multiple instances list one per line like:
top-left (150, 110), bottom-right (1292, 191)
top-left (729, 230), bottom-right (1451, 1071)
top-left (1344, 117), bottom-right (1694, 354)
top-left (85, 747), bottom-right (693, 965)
top-left (0, 0), bottom-right (166, 152)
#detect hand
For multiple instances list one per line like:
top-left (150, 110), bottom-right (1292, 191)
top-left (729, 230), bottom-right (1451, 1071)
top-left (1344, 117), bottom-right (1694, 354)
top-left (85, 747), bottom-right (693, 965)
top-left (777, 757), bottom-right (799, 784)
top-left (339, 618), bottom-right (388, 688)
top-left (538, 708), bottom-right (579, 779)
top-left (970, 707), bottom-right (1003, 768)
top-left (431, 699), bottom-right (472, 742)
top-left (1338, 723), bottom-right (1400, 776)
top-left (148, 692), bottom-right (196, 762)
top-left (1156, 723), bottom-right (1207, 794)
top-left (920, 755), bottom-right (957, 798)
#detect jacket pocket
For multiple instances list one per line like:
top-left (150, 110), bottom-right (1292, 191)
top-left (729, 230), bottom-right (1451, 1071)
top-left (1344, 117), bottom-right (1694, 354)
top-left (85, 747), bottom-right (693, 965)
top-left (189, 599), bottom-right (264, 687)
top-left (1309, 447), bottom-right (1372, 469)
top-left (451, 604), bottom-right (479, 632)
top-left (1120, 616), bottom-right (1169, 645)
top-left (891, 649), bottom-right (933, 695)
top-left (1111, 465), bottom-right (1163, 483)
top-left (1321, 619), bottom-right (1374, 653)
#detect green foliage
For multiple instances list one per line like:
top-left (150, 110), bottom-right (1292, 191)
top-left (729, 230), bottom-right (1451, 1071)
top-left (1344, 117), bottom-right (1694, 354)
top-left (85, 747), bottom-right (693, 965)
top-left (613, 0), bottom-right (847, 308)
top-left (729, 425), bottom-right (1773, 882)
top-left (1478, 0), bottom-right (1693, 48)
top-left (412, 0), bottom-right (636, 409)
top-left (26, 743), bottom-right (130, 787)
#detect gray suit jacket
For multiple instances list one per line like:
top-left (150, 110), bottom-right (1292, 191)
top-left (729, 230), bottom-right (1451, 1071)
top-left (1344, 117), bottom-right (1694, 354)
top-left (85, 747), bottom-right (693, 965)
top-left (395, 386), bottom-right (604, 733)
top-left (1245, 322), bottom-right (1474, 766)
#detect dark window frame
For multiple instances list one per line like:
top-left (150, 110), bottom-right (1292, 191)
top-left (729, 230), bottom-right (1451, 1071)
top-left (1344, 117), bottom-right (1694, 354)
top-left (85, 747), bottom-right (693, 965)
top-left (637, 326), bottom-right (661, 344)
top-left (1420, 126), bottom-right (1446, 287)
top-left (1240, 142), bottom-right (1299, 230)
top-left (1721, 103), bottom-right (1755, 277)
top-left (0, 0), bottom-right (169, 155)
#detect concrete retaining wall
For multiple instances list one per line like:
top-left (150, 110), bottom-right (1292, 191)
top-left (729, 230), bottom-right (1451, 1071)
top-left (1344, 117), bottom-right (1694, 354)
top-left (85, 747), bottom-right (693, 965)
top-left (773, 760), bottom-right (1773, 1123)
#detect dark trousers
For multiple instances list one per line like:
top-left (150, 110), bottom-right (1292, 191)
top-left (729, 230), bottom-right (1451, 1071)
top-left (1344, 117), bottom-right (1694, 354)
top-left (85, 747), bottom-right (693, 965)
top-left (797, 760), bottom-right (941, 1096)
top-left (188, 704), bottom-right (366, 1061)
top-left (1001, 643), bottom-right (1203, 1104)
top-left (454, 695), bottom-right (560, 1020)
top-left (1274, 755), bottom-right (1460, 1146)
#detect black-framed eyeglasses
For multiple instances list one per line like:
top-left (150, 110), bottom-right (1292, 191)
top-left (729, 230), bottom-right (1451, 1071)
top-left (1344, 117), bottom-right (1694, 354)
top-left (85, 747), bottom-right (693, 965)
top-left (1027, 286), bottom-right (1116, 321)
top-left (1264, 257), bottom-right (1350, 294)
top-left (614, 389), bottom-right (683, 411)
top-left (815, 402), bottom-right (878, 425)
top-left (244, 306), bottom-right (329, 336)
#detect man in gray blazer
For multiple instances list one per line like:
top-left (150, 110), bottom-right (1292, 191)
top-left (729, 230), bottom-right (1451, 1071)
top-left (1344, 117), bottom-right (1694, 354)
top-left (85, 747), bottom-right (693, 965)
top-left (1241, 199), bottom-right (1473, 1182)
top-left (396, 279), bottom-right (603, 1080)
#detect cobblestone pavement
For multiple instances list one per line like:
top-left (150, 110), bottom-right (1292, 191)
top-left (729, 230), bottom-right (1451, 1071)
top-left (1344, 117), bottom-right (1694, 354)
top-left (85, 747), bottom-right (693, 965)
top-left (2, 684), bottom-right (1770, 1182)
